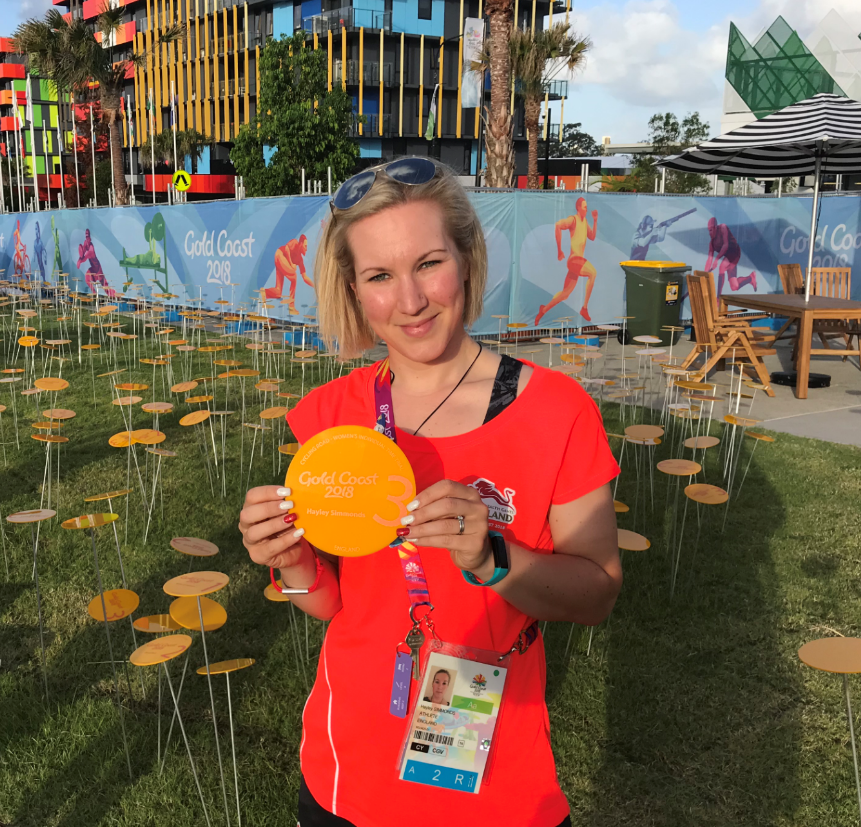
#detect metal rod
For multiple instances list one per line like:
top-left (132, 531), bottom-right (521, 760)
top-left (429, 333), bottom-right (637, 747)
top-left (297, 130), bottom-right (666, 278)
top-left (804, 153), bottom-right (823, 303)
top-left (226, 672), bottom-right (242, 827)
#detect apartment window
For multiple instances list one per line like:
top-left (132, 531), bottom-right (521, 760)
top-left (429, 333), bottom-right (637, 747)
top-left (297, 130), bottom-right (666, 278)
top-left (418, 0), bottom-right (432, 20)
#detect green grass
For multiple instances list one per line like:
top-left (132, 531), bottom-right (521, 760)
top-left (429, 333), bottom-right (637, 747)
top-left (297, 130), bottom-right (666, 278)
top-left (1, 316), bottom-right (861, 826)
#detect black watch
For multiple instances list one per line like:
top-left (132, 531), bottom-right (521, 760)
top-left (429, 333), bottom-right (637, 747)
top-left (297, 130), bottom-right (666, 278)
top-left (462, 530), bottom-right (510, 587)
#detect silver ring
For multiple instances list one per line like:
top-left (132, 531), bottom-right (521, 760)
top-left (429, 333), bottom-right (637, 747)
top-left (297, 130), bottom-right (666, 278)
top-left (457, 515), bottom-right (465, 535)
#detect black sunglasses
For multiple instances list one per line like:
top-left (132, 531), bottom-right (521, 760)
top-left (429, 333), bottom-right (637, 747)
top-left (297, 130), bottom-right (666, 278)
top-left (330, 157), bottom-right (438, 212)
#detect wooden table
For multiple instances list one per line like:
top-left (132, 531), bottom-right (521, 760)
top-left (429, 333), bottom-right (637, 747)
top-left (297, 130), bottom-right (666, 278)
top-left (724, 294), bottom-right (861, 399)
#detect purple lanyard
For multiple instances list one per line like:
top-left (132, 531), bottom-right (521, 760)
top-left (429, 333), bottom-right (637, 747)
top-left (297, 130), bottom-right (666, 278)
top-left (373, 359), bottom-right (431, 610)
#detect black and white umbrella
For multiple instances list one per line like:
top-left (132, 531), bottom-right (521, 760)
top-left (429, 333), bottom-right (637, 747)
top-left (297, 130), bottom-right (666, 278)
top-left (658, 93), bottom-right (861, 300)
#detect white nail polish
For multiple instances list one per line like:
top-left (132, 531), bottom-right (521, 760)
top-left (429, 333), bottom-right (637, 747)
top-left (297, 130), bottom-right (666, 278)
top-left (277, 487), bottom-right (291, 497)
top-left (279, 500), bottom-right (294, 510)
top-left (400, 514), bottom-right (415, 526)
top-left (293, 528), bottom-right (305, 538)
top-left (406, 500), bottom-right (420, 512)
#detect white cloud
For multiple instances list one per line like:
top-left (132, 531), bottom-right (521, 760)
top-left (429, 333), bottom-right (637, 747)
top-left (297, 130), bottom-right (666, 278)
top-left (9, 0), bottom-right (56, 31)
top-left (566, 1), bottom-right (725, 109)
top-left (734, 0), bottom-right (861, 39)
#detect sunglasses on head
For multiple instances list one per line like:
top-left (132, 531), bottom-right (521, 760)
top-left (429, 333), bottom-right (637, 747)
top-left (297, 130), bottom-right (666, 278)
top-left (330, 157), bottom-right (439, 212)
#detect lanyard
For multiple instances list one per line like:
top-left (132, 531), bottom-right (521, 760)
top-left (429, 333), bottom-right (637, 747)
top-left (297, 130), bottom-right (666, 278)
top-left (373, 358), bottom-right (539, 661)
top-left (373, 359), bottom-right (432, 612)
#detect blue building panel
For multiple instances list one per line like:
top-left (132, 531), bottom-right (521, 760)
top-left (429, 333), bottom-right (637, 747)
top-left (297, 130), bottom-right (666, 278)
top-left (263, 145), bottom-right (277, 167)
top-left (392, 0), bottom-right (444, 37)
top-left (470, 140), bottom-right (478, 176)
top-left (199, 145), bottom-right (211, 175)
top-left (359, 139), bottom-right (383, 157)
top-left (300, 0), bottom-right (322, 23)
top-left (273, 1), bottom-right (294, 37)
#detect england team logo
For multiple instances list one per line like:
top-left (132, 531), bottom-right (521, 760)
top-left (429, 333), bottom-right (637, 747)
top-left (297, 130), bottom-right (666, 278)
top-left (469, 478), bottom-right (517, 526)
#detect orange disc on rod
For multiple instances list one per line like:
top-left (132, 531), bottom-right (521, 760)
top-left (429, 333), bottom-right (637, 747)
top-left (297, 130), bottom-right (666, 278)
top-left (34, 377), bottom-right (69, 391)
top-left (163, 570), bottom-right (229, 597)
top-left (88, 589), bottom-right (140, 622)
top-left (180, 410), bottom-right (211, 426)
top-left (61, 513), bottom-right (119, 530)
top-left (134, 614), bottom-right (183, 633)
top-left (197, 658), bottom-right (255, 676)
top-left (171, 537), bottom-right (219, 557)
top-left (130, 634), bottom-right (193, 667)
top-left (170, 595), bottom-right (227, 632)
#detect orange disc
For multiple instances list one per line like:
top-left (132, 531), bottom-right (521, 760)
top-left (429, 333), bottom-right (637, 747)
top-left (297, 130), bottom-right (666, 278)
top-left (18, 336), bottom-right (39, 347)
top-left (171, 536), bottom-right (219, 557)
top-left (61, 513), bottom-right (119, 530)
top-left (134, 614), bottom-right (183, 633)
top-left (185, 395), bottom-right (213, 404)
top-left (34, 377), bottom-right (69, 391)
top-left (131, 428), bottom-right (166, 445)
top-left (180, 410), bottom-right (210, 426)
top-left (115, 383), bottom-right (149, 392)
top-left (171, 381), bottom-right (199, 393)
top-left (112, 396), bottom-right (142, 407)
top-left (163, 570), bottom-right (229, 597)
top-left (196, 658), bottom-right (255, 676)
top-left (43, 408), bottom-right (76, 420)
top-left (130, 634), bottom-right (193, 666)
top-left (657, 459), bottom-right (701, 476)
top-left (260, 406), bottom-right (289, 420)
top-left (169, 595), bottom-right (227, 631)
top-left (685, 484), bottom-right (728, 505)
top-left (109, 431), bottom-right (135, 448)
top-left (88, 588), bottom-right (140, 622)
top-left (284, 425), bottom-right (416, 557)
top-left (142, 402), bottom-right (174, 413)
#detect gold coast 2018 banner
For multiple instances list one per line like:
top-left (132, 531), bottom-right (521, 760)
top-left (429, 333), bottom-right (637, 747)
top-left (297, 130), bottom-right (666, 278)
top-left (1, 191), bottom-right (855, 333)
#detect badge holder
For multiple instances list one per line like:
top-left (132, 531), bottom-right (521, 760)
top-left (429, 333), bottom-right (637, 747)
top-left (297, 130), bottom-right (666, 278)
top-left (395, 637), bottom-right (513, 796)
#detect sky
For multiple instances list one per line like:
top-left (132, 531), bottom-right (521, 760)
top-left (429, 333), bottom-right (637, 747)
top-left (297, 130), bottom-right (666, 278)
top-left (548, 0), bottom-right (861, 144)
top-left (6, 0), bottom-right (861, 144)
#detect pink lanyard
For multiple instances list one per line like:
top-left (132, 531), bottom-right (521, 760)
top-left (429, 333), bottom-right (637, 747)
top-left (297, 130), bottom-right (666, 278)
top-left (373, 359), bottom-right (432, 611)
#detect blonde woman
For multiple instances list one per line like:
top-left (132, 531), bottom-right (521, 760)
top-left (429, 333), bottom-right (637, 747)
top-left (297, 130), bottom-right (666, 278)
top-left (239, 158), bottom-right (621, 827)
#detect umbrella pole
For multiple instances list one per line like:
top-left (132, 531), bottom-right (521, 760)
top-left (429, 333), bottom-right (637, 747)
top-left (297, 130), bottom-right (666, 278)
top-left (804, 153), bottom-right (823, 303)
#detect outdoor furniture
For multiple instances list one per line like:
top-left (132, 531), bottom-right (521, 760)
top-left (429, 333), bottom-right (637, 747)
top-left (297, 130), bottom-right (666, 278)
top-left (681, 273), bottom-right (776, 394)
top-left (806, 267), bottom-right (861, 358)
top-left (723, 293), bottom-right (861, 398)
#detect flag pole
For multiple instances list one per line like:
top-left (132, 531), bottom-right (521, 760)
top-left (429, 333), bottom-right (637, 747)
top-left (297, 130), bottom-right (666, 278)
top-left (0, 139), bottom-right (6, 214)
top-left (44, 141), bottom-right (51, 209)
top-left (72, 93), bottom-right (80, 207)
top-left (14, 119), bottom-right (24, 210)
top-left (56, 99), bottom-right (64, 209)
top-left (89, 105), bottom-right (97, 208)
top-left (149, 88), bottom-right (155, 205)
top-left (27, 74), bottom-right (40, 211)
top-left (108, 115), bottom-right (116, 206)
top-left (171, 81), bottom-right (179, 202)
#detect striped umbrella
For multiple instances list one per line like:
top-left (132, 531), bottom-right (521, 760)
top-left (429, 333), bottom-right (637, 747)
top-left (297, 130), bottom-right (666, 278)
top-left (658, 93), bottom-right (861, 300)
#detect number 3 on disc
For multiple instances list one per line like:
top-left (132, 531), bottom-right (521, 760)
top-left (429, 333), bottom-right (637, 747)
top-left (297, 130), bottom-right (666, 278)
top-left (284, 425), bottom-right (416, 557)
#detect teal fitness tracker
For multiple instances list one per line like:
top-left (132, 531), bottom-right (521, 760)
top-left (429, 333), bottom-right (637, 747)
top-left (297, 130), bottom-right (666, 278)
top-left (462, 530), bottom-right (510, 587)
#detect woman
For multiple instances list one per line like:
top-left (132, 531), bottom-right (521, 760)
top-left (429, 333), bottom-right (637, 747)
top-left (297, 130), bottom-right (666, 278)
top-left (239, 158), bottom-right (621, 827)
top-left (423, 669), bottom-right (451, 706)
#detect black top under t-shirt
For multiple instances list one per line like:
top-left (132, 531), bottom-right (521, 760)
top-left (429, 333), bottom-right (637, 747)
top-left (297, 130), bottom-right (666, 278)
top-left (483, 354), bottom-right (524, 424)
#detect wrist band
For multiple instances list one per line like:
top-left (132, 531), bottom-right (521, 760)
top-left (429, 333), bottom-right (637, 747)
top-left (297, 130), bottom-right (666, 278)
top-left (270, 543), bottom-right (324, 595)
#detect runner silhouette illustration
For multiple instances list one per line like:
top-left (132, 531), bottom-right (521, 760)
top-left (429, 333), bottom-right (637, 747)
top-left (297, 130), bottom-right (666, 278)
top-left (535, 197), bottom-right (598, 325)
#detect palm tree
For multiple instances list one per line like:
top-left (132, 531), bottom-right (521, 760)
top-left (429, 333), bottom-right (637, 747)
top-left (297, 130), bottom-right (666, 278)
top-left (510, 23), bottom-right (590, 189)
top-left (139, 128), bottom-right (207, 170)
top-left (483, 0), bottom-right (514, 188)
top-left (14, 6), bottom-right (182, 206)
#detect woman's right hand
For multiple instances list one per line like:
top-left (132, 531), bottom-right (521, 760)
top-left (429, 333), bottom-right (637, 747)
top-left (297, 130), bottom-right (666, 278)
top-left (239, 485), bottom-right (308, 570)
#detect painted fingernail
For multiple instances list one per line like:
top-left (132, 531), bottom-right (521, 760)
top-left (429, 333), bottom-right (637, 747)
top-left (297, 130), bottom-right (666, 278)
top-left (279, 500), bottom-right (294, 510)
top-left (293, 528), bottom-right (305, 538)
top-left (406, 499), bottom-right (420, 512)
top-left (396, 527), bottom-right (410, 537)
top-left (277, 487), bottom-right (291, 497)
top-left (283, 513), bottom-right (298, 524)
top-left (400, 514), bottom-right (415, 526)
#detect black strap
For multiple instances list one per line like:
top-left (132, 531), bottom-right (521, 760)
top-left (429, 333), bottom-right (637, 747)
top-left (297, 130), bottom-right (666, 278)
top-left (483, 354), bottom-right (523, 424)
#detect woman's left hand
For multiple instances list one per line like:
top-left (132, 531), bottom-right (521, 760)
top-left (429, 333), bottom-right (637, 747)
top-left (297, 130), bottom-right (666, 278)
top-left (402, 480), bottom-right (492, 574)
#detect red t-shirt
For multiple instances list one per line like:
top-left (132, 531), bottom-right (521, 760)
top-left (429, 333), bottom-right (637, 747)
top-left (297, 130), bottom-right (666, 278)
top-left (287, 361), bottom-right (619, 827)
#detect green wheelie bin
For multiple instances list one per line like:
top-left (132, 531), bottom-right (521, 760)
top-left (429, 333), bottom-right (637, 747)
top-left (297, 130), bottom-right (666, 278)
top-left (618, 260), bottom-right (690, 345)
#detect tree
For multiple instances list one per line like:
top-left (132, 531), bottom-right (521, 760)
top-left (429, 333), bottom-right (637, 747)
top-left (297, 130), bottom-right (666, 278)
top-left (625, 111), bottom-right (710, 193)
top-left (14, 6), bottom-right (182, 206)
top-left (550, 122), bottom-right (601, 158)
top-left (483, 0), bottom-right (515, 188)
top-left (509, 23), bottom-right (589, 189)
top-left (230, 33), bottom-right (358, 197)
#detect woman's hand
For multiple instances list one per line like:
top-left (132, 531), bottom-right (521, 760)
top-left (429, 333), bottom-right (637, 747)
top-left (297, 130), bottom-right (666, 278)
top-left (402, 480), bottom-right (492, 575)
top-left (239, 485), bottom-right (309, 570)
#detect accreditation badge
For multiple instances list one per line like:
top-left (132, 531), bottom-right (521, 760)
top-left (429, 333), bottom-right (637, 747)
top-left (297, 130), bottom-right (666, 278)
top-left (397, 642), bottom-right (509, 794)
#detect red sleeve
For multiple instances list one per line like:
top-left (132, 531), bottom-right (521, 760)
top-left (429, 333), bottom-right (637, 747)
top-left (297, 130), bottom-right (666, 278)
top-left (551, 390), bottom-right (620, 505)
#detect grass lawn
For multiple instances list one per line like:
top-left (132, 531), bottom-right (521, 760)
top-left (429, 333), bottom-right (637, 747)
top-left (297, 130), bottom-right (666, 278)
top-left (1, 313), bottom-right (861, 826)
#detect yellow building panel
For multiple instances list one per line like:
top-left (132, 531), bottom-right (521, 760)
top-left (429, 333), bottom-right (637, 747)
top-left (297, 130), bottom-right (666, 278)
top-left (169, 42), bottom-right (177, 126)
top-left (327, 30), bottom-right (332, 92)
top-left (133, 38), bottom-right (142, 146)
top-left (244, 48), bottom-right (250, 124)
top-left (233, 7), bottom-right (240, 134)
top-left (399, 32), bottom-right (404, 137)
top-left (223, 8), bottom-right (230, 138)
top-left (161, 1), bottom-right (169, 107)
top-left (456, 39), bottom-right (462, 138)
top-left (256, 46), bottom-right (260, 120)
top-left (213, 8), bottom-right (221, 141)
top-left (341, 28), bottom-right (346, 91)
top-left (475, 0), bottom-right (483, 139)
top-left (438, 39), bottom-right (443, 138)
top-left (379, 29), bottom-right (383, 137)
top-left (194, 14), bottom-right (202, 131)
top-left (358, 27), bottom-right (363, 136)
top-left (204, 12), bottom-right (211, 139)
top-left (418, 35), bottom-right (424, 137)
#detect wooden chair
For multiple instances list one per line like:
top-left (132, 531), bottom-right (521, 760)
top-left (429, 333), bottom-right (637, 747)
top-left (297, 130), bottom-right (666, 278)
top-left (694, 271), bottom-right (775, 342)
top-left (700, 270), bottom-right (769, 324)
top-left (680, 272), bottom-right (776, 395)
top-left (777, 263), bottom-right (804, 295)
top-left (805, 267), bottom-right (860, 365)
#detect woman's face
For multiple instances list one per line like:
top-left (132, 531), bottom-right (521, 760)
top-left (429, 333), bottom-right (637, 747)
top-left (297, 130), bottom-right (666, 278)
top-left (432, 673), bottom-right (449, 698)
top-left (348, 200), bottom-right (466, 364)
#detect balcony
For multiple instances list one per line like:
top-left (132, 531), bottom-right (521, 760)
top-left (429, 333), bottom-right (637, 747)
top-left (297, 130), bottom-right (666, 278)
top-left (513, 78), bottom-right (568, 99)
top-left (0, 63), bottom-right (26, 80)
top-left (0, 37), bottom-right (14, 53)
top-left (0, 89), bottom-right (24, 106)
top-left (350, 113), bottom-right (392, 137)
top-left (333, 59), bottom-right (394, 86)
top-left (304, 7), bottom-right (392, 35)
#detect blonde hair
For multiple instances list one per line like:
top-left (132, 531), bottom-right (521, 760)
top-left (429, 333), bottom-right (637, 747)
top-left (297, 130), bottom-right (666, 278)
top-left (314, 161), bottom-right (487, 359)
